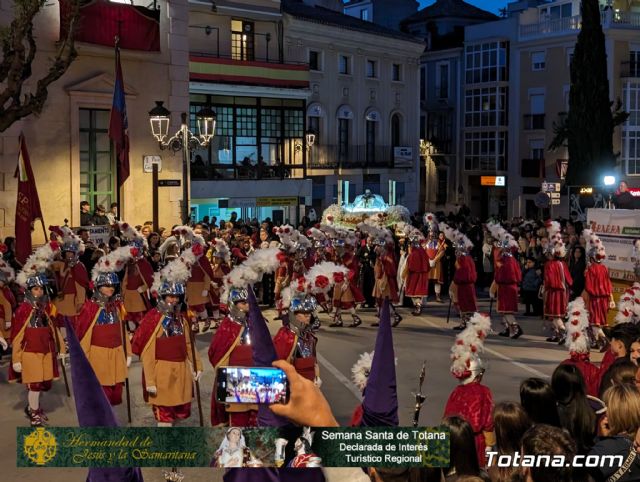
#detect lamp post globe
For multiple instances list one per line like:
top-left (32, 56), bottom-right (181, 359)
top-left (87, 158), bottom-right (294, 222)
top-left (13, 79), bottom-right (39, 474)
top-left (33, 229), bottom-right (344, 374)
top-left (149, 101), bottom-right (171, 143)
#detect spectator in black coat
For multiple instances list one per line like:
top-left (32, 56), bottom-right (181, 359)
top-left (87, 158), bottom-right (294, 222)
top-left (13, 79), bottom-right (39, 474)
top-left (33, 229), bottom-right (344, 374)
top-left (80, 201), bottom-right (92, 226)
top-left (614, 181), bottom-right (636, 209)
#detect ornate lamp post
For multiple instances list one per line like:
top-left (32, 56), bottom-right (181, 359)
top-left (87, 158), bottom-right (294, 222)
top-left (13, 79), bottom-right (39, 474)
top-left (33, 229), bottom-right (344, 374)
top-left (148, 101), bottom-right (216, 223)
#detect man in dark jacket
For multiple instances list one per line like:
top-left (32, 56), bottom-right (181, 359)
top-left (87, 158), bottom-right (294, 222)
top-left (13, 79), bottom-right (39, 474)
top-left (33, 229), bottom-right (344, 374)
top-left (614, 181), bottom-right (636, 209)
top-left (80, 201), bottom-right (92, 226)
top-left (90, 205), bottom-right (110, 225)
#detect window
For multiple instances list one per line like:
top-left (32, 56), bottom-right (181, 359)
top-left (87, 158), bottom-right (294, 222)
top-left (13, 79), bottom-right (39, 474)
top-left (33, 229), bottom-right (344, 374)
top-left (622, 81), bottom-right (640, 175)
top-left (308, 116), bottom-right (320, 145)
top-left (391, 114), bottom-right (401, 148)
top-left (360, 8), bottom-right (368, 21)
top-left (531, 51), bottom-right (546, 71)
top-left (465, 41), bottom-right (508, 84)
top-left (339, 55), bottom-right (351, 75)
top-left (363, 174), bottom-right (380, 194)
top-left (525, 92), bottom-right (545, 129)
top-left (530, 93), bottom-right (545, 114)
top-left (436, 62), bottom-right (450, 99)
top-left (464, 86), bottom-right (508, 128)
top-left (530, 139), bottom-right (545, 160)
top-left (436, 169), bottom-right (447, 205)
top-left (338, 118), bottom-right (350, 163)
top-left (231, 20), bottom-right (254, 61)
top-left (366, 119), bottom-right (376, 163)
top-left (366, 59), bottom-right (377, 78)
top-left (309, 50), bottom-right (321, 71)
top-left (427, 112), bottom-right (453, 153)
top-left (392, 63), bottom-right (402, 81)
top-left (630, 49), bottom-right (640, 77)
top-left (566, 47), bottom-right (574, 66)
top-left (79, 108), bottom-right (114, 210)
top-left (464, 131), bottom-right (507, 171)
top-left (544, 2), bottom-right (572, 20)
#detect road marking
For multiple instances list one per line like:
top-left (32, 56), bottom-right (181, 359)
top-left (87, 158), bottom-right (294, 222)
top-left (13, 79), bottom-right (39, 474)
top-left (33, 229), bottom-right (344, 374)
top-left (421, 318), bottom-right (550, 379)
top-left (317, 352), bottom-right (363, 402)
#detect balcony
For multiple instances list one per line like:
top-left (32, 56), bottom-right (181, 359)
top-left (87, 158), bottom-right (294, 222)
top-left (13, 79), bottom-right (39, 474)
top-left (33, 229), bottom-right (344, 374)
top-left (191, 161), bottom-right (304, 181)
top-left (520, 10), bottom-right (640, 40)
top-left (621, 61), bottom-right (640, 78)
top-left (519, 15), bottom-right (581, 40)
top-left (307, 145), bottom-right (414, 169)
top-left (523, 114), bottom-right (545, 130)
top-left (189, 54), bottom-right (310, 89)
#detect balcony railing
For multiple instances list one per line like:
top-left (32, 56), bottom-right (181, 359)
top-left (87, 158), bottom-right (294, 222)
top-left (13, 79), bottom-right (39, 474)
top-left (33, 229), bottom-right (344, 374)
top-left (307, 145), bottom-right (413, 169)
top-left (621, 61), bottom-right (640, 78)
top-left (189, 54), bottom-right (310, 88)
top-left (523, 114), bottom-right (545, 130)
top-left (191, 162), bottom-right (305, 181)
top-left (520, 10), bottom-right (640, 39)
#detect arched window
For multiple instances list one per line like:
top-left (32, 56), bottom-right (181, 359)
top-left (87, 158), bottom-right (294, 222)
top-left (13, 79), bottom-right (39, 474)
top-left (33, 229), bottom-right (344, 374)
top-left (307, 103), bottom-right (324, 146)
top-left (337, 105), bottom-right (353, 163)
top-left (365, 108), bottom-right (380, 164)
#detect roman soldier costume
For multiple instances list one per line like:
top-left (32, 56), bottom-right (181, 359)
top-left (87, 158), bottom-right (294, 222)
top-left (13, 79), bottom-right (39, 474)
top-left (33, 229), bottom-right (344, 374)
top-left (488, 222), bottom-right (523, 339)
top-left (543, 221), bottom-right (572, 344)
top-left (424, 213), bottom-right (446, 303)
top-left (10, 241), bottom-right (66, 426)
top-left (561, 298), bottom-right (600, 397)
top-left (49, 226), bottom-right (89, 327)
top-left (582, 229), bottom-right (614, 350)
top-left (444, 313), bottom-right (495, 468)
top-left (441, 223), bottom-right (477, 331)
top-left (118, 222), bottom-right (154, 333)
top-left (75, 246), bottom-right (135, 406)
top-left (0, 252), bottom-right (16, 356)
top-left (402, 225), bottom-right (429, 316)
top-left (329, 229), bottom-right (364, 327)
top-left (131, 244), bottom-right (203, 427)
top-left (207, 238), bottom-right (231, 328)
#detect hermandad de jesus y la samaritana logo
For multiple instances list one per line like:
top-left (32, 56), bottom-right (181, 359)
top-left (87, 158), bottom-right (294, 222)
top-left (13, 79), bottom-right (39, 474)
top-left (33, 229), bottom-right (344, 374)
top-left (23, 427), bottom-right (57, 466)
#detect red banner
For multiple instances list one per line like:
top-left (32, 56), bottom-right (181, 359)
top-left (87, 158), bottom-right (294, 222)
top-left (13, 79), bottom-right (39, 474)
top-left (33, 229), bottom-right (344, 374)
top-left (14, 135), bottom-right (44, 264)
top-left (60, 0), bottom-right (160, 52)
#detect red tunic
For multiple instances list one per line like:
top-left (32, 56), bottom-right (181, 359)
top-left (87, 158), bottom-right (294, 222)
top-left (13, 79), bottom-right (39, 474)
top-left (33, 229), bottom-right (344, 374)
top-left (342, 252), bottom-right (365, 303)
top-left (374, 250), bottom-right (399, 303)
top-left (453, 255), bottom-right (477, 314)
top-left (494, 255), bottom-right (521, 314)
top-left (444, 382), bottom-right (494, 468)
top-left (544, 259), bottom-right (573, 318)
top-left (561, 355), bottom-right (600, 397)
top-left (585, 263), bottom-right (612, 327)
top-left (273, 326), bottom-right (317, 381)
top-left (405, 246), bottom-right (429, 297)
top-left (598, 350), bottom-right (616, 390)
top-left (207, 316), bottom-right (256, 426)
top-left (8, 302), bottom-right (60, 383)
top-left (210, 263), bottom-right (230, 307)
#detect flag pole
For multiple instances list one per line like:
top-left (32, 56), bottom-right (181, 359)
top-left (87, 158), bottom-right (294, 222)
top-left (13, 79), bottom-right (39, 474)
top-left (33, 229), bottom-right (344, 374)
top-left (114, 35), bottom-right (122, 221)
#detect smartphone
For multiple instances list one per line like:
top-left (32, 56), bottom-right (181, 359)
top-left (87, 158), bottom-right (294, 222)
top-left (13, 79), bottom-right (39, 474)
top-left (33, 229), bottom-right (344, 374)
top-left (216, 366), bottom-right (290, 404)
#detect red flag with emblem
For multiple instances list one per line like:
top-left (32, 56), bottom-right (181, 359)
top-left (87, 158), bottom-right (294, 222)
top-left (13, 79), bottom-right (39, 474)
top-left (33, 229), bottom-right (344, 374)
top-left (14, 134), bottom-right (44, 264)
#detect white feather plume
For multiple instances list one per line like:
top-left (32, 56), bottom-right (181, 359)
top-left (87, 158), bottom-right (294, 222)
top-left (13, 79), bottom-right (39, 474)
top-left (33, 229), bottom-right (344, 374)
top-left (118, 221), bottom-right (148, 248)
top-left (16, 241), bottom-right (61, 287)
top-left (564, 297), bottom-right (590, 354)
top-left (150, 245), bottom-right (200, 295)
top-left (220, 247), bottom-right (281, 304)
top-left (450, 313), bottom-right (492, 379)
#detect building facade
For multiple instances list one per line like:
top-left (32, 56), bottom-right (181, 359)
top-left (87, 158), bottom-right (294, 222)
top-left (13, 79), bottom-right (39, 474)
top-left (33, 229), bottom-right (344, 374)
top-left (0, 0), bottom-right (188, 240)
top-left (188, 0), bottom-right (424, 223)
top-left (401, 0), bottom-right (497, 212)
top-left (343, 0), bottom-right (418, 31)
top-left (458, 0), bottom-right (640, 219)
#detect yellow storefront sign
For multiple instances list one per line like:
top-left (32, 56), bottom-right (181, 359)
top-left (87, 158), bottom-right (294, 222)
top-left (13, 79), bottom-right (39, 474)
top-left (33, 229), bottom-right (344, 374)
top-left (256, 197), bottom-right (299, 207)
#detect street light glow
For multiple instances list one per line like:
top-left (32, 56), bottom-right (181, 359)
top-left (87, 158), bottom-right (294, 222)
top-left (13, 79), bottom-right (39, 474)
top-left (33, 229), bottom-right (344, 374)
top-left (604, 175), bottom-right (616, 186)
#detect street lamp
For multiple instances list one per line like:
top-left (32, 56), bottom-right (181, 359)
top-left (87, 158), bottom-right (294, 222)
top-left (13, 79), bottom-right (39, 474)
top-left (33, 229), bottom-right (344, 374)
top-left (603, 175), bottom-right (616, 186)
top-left (148, 101), bottom-right (216, 223)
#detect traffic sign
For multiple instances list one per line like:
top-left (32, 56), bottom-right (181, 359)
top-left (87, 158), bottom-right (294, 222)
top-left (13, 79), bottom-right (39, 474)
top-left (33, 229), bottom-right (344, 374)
top-left (550, 192), bottom-right (561, 199)
top-left (158, 179), bottom-right (180, 187)
top-left (551, 199), bottom-right (561, 205)
top-left (542, 181), bottom-right (561, 193)
top-left (143, 155), bottom-right (162, 173)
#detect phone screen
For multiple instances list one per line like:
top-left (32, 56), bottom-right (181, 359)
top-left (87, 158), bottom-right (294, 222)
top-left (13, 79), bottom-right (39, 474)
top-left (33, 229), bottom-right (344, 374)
top-left (216, 367), bottom-right (289, 404)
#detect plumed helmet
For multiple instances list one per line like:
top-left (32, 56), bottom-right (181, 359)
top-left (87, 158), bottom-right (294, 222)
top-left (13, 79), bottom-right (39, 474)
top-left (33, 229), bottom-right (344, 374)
top-left (158, 281), bottom-right (185, 297)
top-left (94, 272), bottom-right (120, 288)
top-left (26, 274), bottom-right (49, 289)
top-left (62, 241), bottom-right (81, 253)
top-left (228, 287), bottom-right (249, 304)
top-left (290, 294), bottom-right (317, 313)
top-left (462, 357), bottom-right (486, 385)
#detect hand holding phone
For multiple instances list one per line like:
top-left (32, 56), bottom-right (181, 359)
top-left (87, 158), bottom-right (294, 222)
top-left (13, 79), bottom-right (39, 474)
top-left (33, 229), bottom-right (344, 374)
top-left (216, 366), bottom-right (289, 404)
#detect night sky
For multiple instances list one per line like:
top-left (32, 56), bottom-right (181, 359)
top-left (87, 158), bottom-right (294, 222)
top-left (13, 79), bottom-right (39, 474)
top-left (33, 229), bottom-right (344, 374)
top-left (419, 0), bottom-right (509, 15)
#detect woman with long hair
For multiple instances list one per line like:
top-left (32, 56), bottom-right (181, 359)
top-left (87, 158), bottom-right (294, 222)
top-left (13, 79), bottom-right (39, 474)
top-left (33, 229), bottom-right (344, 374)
top-left (440, 416), bottom-right (490, 481)
top-left (488, 402), bottom-right (532, 482)
top-left (519, 377), bottom-right (561, 427)
top-left (551, 364), bottom-right (596, 454)
top-left (569, 246), bottom-right (586, 301)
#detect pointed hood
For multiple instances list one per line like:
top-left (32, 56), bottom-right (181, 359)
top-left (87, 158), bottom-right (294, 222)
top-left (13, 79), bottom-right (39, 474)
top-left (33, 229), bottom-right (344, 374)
top-left (64, 318), bottom-right (143, 482)
top-left (246, 287), bottom-right (288, 428)
top-left (360, 299), bottom-right (398, 427)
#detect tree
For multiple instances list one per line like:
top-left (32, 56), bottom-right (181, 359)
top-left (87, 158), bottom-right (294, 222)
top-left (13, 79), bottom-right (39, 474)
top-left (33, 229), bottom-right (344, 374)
top-left (0, 0), bottom-right (80, 132)
top-left (549, 0), bottom-right (627, 186)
